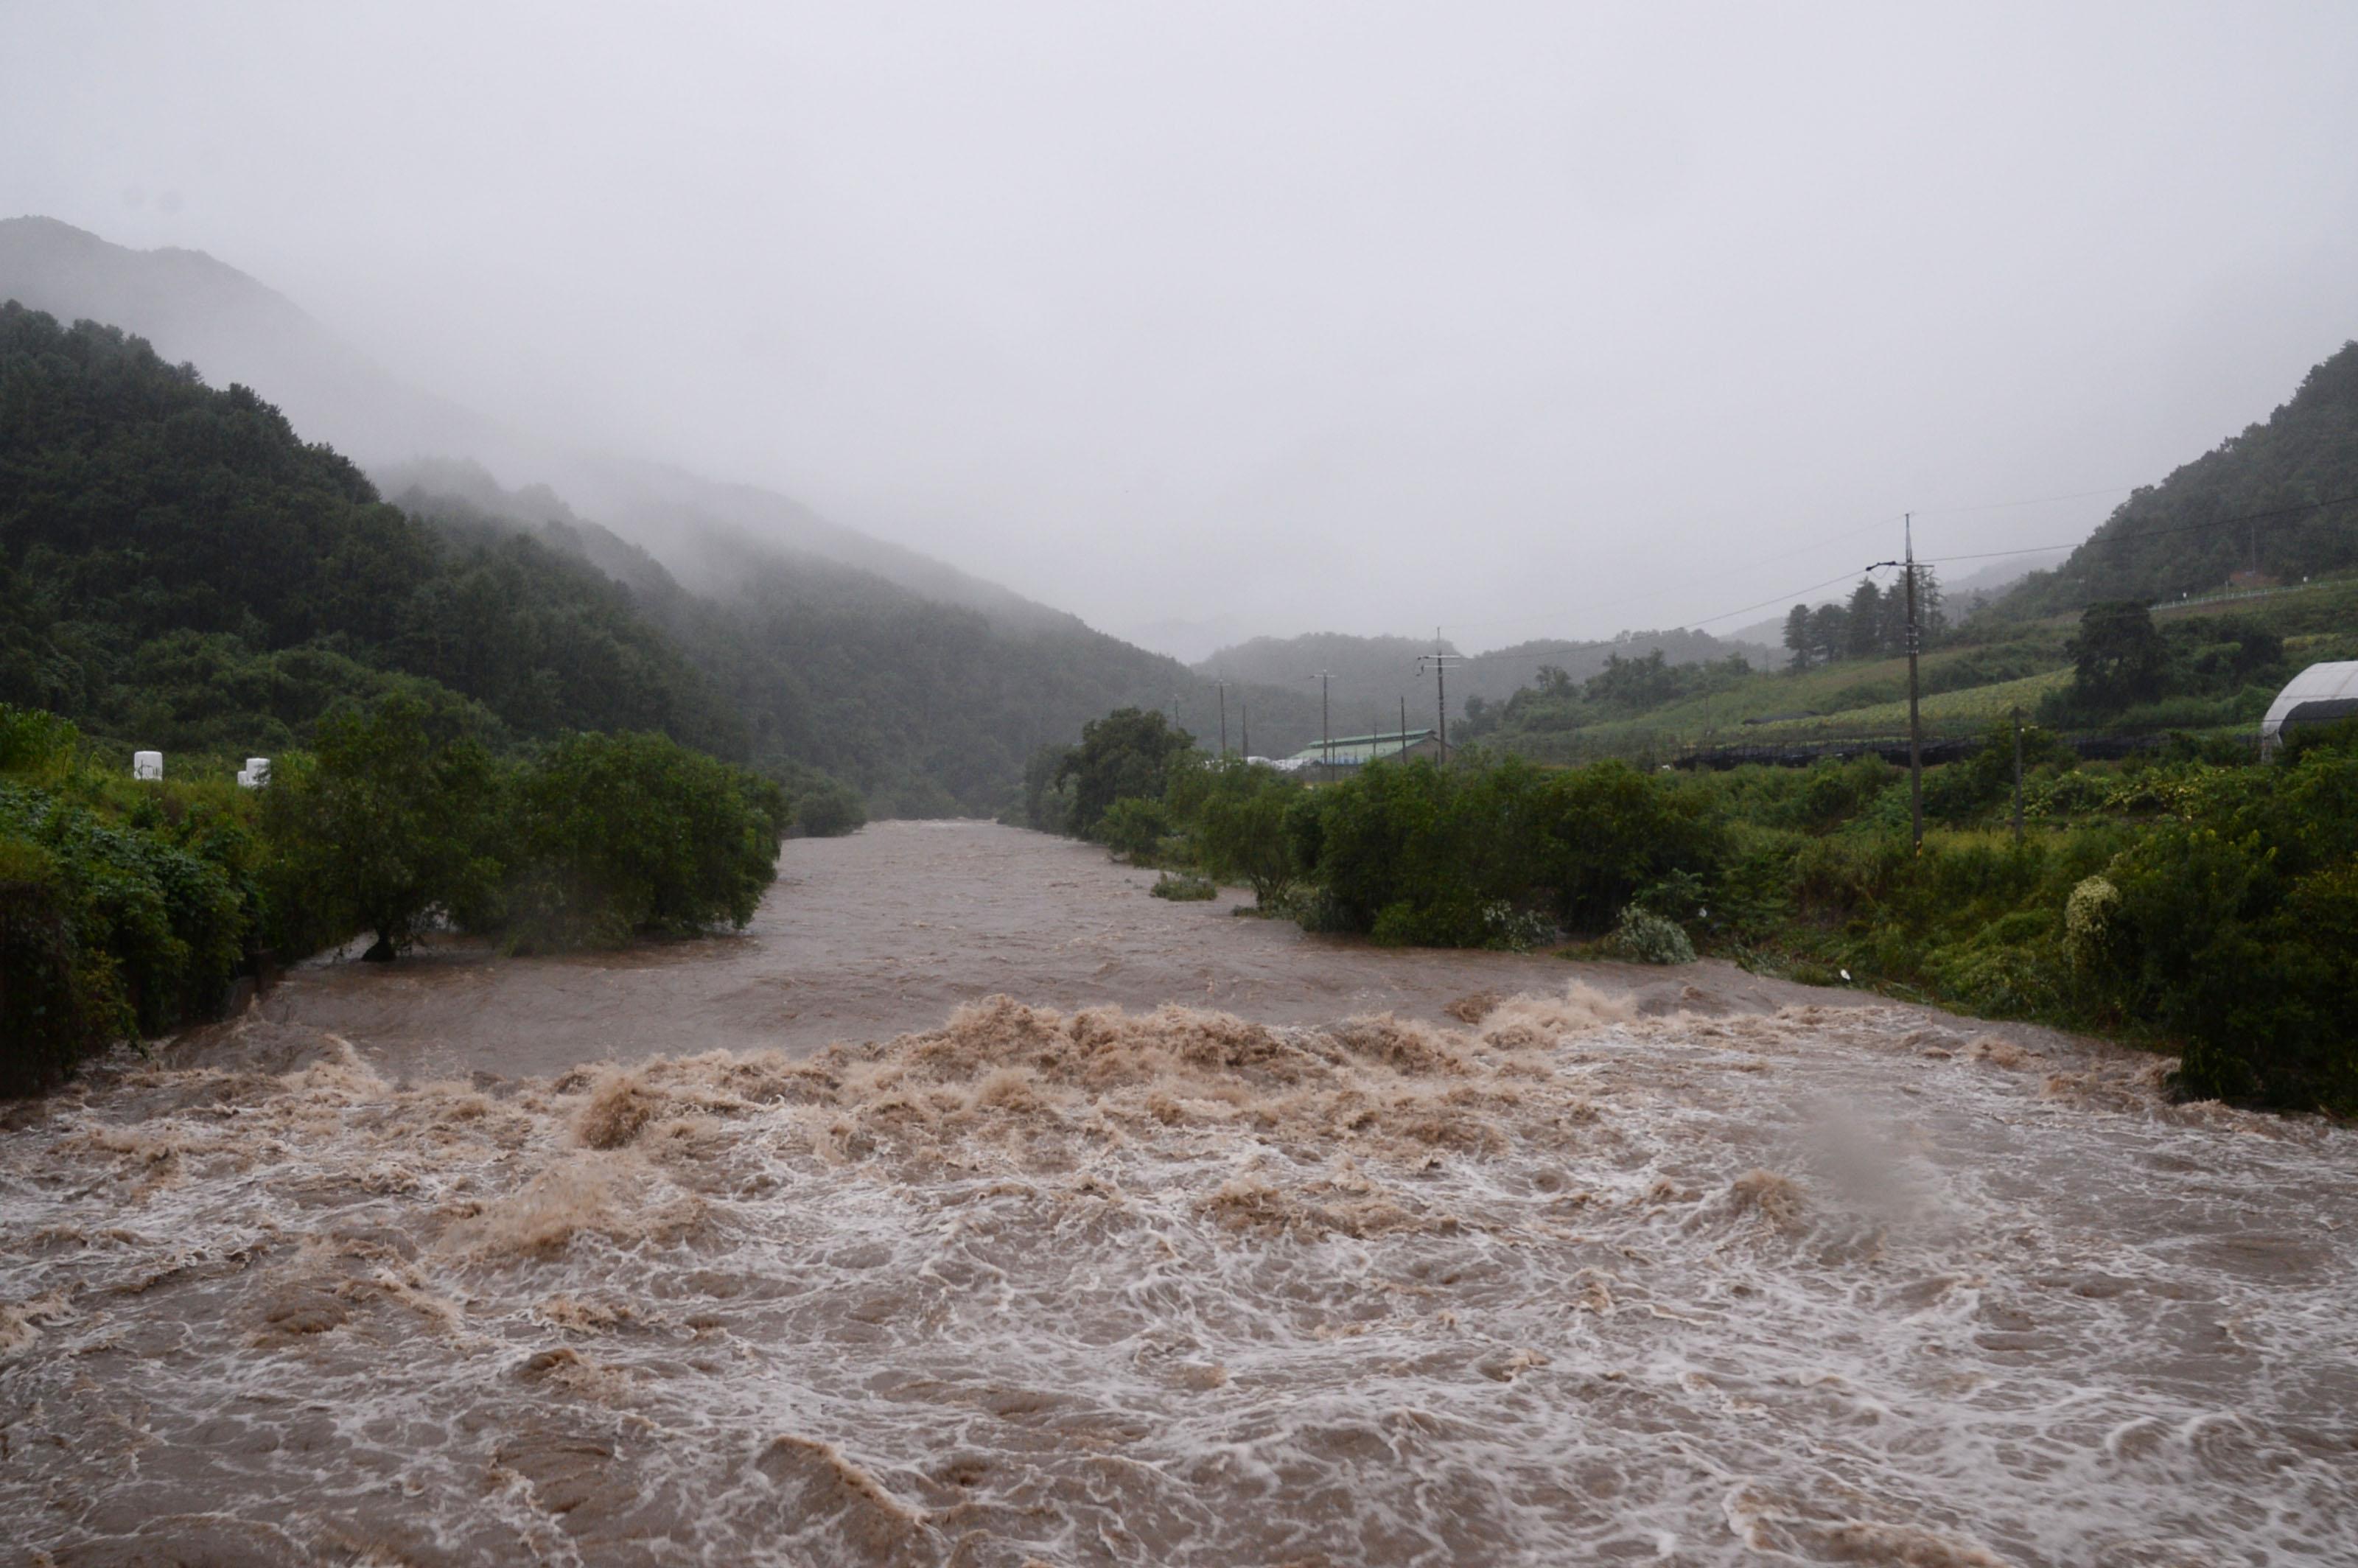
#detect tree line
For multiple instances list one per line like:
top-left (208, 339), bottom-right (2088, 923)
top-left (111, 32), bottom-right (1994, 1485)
top-left (1, 696), bottom-right (788, 1094)
top-left (1781, 567), bottom-right (1948, 671)
top-left (1018, 700), bottom-right (2358, 1116)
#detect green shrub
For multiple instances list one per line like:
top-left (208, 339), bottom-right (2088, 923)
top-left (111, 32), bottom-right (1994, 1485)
top-left (792, 777), bottom-right (867, 838)
top-left (259, 694), bottom-right (505, 959)
top-left (0, 771), bottom-right (261, 1090)
top-left (1601, 906), bottom-right (1696, 965)
top-left (1190, 760), bottom-right (1302, 907)
top-left (1150, 871), bottom-right (1218, 901)
top-left (1290, 755), bottom-right (1723, 947)
top-left (1096, 797), bottom-right (1175, 862)
top-left (0, 706), bottom-right (78, 774)
top-left (2063, 875), bottom-right (2122, 973)
top-left (0, 841), bottom-right (113, 1095)
top-left (2085, 743), bottom-right (2358, 1110)
top-left (500, 730), bottom-right (786, 949)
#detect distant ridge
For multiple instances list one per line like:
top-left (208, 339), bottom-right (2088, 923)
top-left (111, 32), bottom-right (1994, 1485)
top-left (1995, 340), bottom-right (2358, 615)
top-left (1195, 627), bottom-right (1766, 722)
top-left (0, 215), bottom-right (1060, 628)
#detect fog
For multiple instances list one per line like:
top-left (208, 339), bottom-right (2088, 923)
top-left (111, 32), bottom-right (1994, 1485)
top-left (7, 1), bottom-right (2357, 651)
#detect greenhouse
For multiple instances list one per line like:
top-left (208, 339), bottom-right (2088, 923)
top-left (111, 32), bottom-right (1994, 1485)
top-left (2259, 660), bottom-right (2358, 755)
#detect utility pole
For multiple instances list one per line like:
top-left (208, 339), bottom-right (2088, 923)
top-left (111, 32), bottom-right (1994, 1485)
top-left (1308, 672), bottom-right (1332, 781)
top-left (1904, 514), bottom-right (1923, 853)
top-left (2011, 704), bottom-right (2025, 847)
top-left (1417, 631), bottom-right (1469, 765)
top-left (1241, 702), bottom-right (1250, 760)
top-left (1400, 694), bottom-right (1409, 760)
top-left (1216, 680), bottom-right (1229, 757)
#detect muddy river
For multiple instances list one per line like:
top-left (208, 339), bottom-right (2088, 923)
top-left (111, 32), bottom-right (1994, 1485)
top-left (3, 821), bottom-right (2352, 1565)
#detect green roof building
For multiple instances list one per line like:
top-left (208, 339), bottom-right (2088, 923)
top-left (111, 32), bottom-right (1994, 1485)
top-left (1285, 729), bottom-right (1441, 769)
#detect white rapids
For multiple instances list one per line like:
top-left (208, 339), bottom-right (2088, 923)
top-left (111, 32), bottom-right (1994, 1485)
top-left (3, 982), bottom-right (2352, 1566)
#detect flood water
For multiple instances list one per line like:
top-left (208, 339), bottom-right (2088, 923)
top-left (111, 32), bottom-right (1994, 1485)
top-left (4, 822), bottom-right (2354, 1566)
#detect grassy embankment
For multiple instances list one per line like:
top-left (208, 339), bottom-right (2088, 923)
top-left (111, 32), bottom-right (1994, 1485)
top-left (1028, 696), bottom-right (2358, 1115)
top-left (1491, 573), bottom-right (2358, 762)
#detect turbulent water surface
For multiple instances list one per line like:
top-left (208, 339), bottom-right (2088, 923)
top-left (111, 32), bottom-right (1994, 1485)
top-left (3, 822), bottom-right (2353, 1566)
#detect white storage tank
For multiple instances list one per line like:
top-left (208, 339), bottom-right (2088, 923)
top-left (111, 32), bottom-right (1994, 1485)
top-left (133, 750), bottom-right (163, 781)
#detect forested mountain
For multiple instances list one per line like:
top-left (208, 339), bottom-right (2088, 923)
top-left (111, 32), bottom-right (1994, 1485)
top-left (0, 220), bottom-right (1346, 812)
top-left (0, 307), bottom-right (738, 756)
top-left (0, 216), bottom-right (1052, 625)
top-left (386, 463), bottom-right (1326, 813)
top-left (1999, 340), bottom-right (2358, 614)
top-left (1197, 626), bottom-right (1764, 728)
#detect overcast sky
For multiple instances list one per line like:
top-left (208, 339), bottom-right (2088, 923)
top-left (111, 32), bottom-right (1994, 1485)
top-left (8, 1), bottom-right (2358, 651)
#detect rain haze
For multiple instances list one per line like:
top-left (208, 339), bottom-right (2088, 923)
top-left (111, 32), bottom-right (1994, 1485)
top-left (6, 0), bottom-right (2358, 649)
top-left (15, 11), bottom-right (2358, 1565)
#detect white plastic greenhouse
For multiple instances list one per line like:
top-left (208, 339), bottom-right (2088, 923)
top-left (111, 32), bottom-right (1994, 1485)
top-left (2259, 661), bottom-right (2358, 755)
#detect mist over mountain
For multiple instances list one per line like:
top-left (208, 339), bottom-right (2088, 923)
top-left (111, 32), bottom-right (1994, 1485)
top-left (1994, 340), bottom-right (2358, 615)
top-left (0, 289), bottom-right (1336, 812)
top-left (383, 458), bottom-right (1332, 808)
top-left (1196, 627), bottom-right (1768, 728)
top-left (0, 216), bottom-right (1058, 629)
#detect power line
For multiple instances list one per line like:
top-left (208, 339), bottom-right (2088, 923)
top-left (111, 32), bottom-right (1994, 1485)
top-left (1922, 492), bottom-right (2358, 568)
top-left (1449, 489), bottom-right (2354, 648)
top-left (1587, 491), bottom-right (2358, 657)
top-left (1441, 510), bottom-right (1904, 640)
top-left (1416, 634), bottom-right (1470, 762)
top-left (1914, 483), bottom-right (2139, 517)
top-left (1685, 567), bottom-right (1889, 630)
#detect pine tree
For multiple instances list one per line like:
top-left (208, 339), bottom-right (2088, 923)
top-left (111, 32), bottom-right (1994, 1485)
top-left (1783, 603), bottom-right (1813, 671)
top-left (1876, 578), bottom-right (1911, 657)
top-left (1843, 577), bottom-right (1883, 660)
top-left (1808, 603), bottom-right (1848, 668)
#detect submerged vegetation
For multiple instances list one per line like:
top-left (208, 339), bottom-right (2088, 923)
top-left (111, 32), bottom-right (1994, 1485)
top-left (1026, 702), bottom-right (2358, 1116)
top-left (0, 698), bottom-right (786, 1094)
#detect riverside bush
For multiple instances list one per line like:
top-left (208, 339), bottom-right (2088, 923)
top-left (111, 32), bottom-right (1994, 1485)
top-left (1183, 758), bottom-right (1303, 908)
top-left (499, 729), bottom-right (787, 949)
top-left (1149, 871), bottom-right (1217, 901)
top-left (1097, 797), bottom-right (1176, 862)
top-left (1, 721), bottom-right (265, 1092)
top-left (1043, 695), bottom-right (2358, 1112)
top-left (1600, 906), bottom-right (1696, 965)
top-left (1, 696), bottom-right (793, 1091)
top-left (1288, 755), bottom-right (1723, 945)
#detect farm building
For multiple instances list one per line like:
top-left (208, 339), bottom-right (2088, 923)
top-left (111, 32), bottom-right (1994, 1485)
top-left (1286, 729), bottom-right (1442, 771)
top-left (2259, 661), bottom-right (2358, 755)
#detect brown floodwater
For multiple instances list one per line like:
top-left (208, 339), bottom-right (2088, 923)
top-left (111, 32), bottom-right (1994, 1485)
top-left (3, 821), bottom-right (2353, 1566)
top-left (245, 819), bottom-right (1809, 1084)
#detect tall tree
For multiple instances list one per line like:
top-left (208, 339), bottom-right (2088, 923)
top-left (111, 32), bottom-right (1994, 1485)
top-left (1844, 578), bottom-right (1884, 659)
top-left (1053, 707), bottom-right (1195, 838)
top-left (1783, 604), bottom-right (1813, 671)
top-left (2063, 600), bottom-right (2169, 713)
top-left (1807, 603), bottom-right (1848, 668)
top-left (1913, 564), bottom-right (1948, 643)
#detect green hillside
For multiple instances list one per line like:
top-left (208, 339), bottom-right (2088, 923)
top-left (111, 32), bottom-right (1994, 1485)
top-left (0, 305), bottom-right (738, 757)
top-left (385, 466), bottom-right (1332, 816)
top-left (2003, 340), bottom-right (2358, 612)
top-left (0, 304), bottom-right (1330, 813)
top-left (1463, 339), bottom-right (2358, 762)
